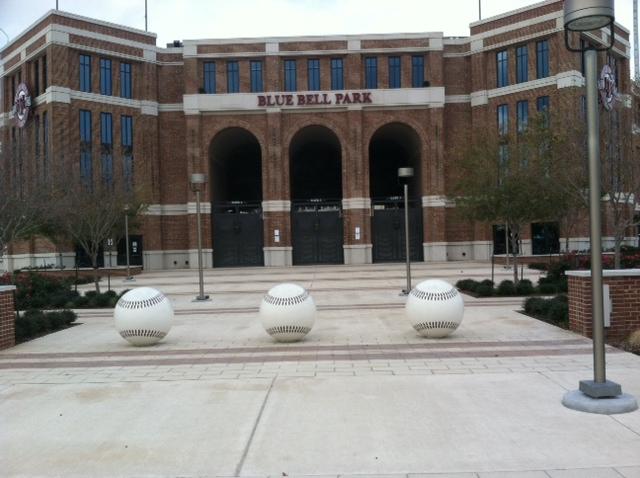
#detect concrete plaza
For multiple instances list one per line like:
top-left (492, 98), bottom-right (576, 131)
top-left (1, 262), bottom-right (639, 478)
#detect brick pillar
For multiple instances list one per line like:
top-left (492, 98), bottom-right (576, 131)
top-left (567, 270), bottom-right (640, 344)
top-left (0, 286), bottom-right (16, 350)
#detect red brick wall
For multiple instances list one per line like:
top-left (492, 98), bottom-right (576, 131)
top-left (0, 288), bottom-right (16, 350)
top-left (568, 273), bottom-right (640, 344)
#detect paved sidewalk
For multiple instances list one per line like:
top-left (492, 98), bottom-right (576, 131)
top-left (1, 262), bottom-right (639, 477)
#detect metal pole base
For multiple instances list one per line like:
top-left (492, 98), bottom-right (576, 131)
top-left (123, 277), bottom-right (136, 283)
top-left (400, 290), bottom-right (410, 296)
top-left (562, 389), bottom-right (638, 415)
top-left (192, 295), bottom-right (211, 302)
top-left (579, 379), bottom-right (622, 398)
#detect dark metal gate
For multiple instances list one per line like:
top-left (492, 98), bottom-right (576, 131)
top-left (292, 200), bottom-right (343, 265)
top-left (372, 198), bottom-right (423, 263)
top-left (117, 235), bottom-right (143, 266)
top-left (212, 202), bottom-right (264, 267)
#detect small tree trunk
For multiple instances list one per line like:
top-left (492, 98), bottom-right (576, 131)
top-left (91, 253), bottom-right (101, 294)
top-left (614, 234), bottom-right (622, 269)
top-left (510, 224), bottom-right (520, 284)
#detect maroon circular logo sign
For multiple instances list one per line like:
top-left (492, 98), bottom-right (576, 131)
top-left (12, 83), bottom-right (32, 128)
top-left (599, 65), bottom-right (618, 112)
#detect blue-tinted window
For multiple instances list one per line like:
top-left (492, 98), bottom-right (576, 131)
top-left (496, 50), bottom-right (508, 87)
top-left (517, 100), bottom-right (529, 133)
top-left (204, 62), bottom-right (216, 93)
top-left (330, 58), bottom-right (343, 90)
top-left (79, 110), bottom-right (92, 182)
top-left (412, 55), bottom-right (424, 87)
top-left (121, 115), bottom-right (133, 189)
top-left (388, 56), bottom-right (401, 88)
top-left (536, 40), bottom-right (549, 79)
top-left (120, 62), bottom-right (132, 98)
top-left (100, 113), bottom-right (113, 184)
top-left (80, 54), bottom-right (91, 92)
top-left (497, 104), bottom-right (508, 136)
top-left (306, 59), bottom-right (320, 90)
top-left (250, 61), bottom-right (263, 92)
top-left (227, 61), bottom-right (239, 93)
top-left (100, 58), bottom-right (112, 95)
top-left (537, 95), bottom-right (550, 127)
top-left (285, 59), bottom-right (297, 92)
top-left (365, 57), bottom-right (377, 89)
top-left (516, 45), bottom-right (528, 83)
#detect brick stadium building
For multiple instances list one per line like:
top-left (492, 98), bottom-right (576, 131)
top-left (0, 0), bottom-right (634, 271)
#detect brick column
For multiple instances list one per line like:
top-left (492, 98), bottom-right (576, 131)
top-left (0, 286), bottom-right (16, 350)
top-left (567, 270), bottom-right (640, 344)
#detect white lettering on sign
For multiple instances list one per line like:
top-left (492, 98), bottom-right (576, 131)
top-left (258, 91), bottom-right (372, 107)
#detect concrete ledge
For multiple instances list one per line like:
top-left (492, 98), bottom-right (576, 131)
top-left (0, 286), bottom-right (16, 292)
top-left (567, 269), bottom-right (640, 277)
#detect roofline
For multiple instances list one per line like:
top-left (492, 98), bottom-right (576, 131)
top-left (1, 9), bottom-right (156, 55)
top-left (469, 0), bottom-right (562, 28)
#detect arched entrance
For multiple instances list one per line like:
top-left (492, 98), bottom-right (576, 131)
top-left (209, 127), bottom-right (263, 267)
top-left (289, 125), bottom-right (343, 265)
top-left (369, 123), bottom-right (424, 263)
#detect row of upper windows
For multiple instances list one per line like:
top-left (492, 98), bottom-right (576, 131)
top-left (201, 55), bottom-right (427, 94)
top-left (496, 95), bottom-right (549, 135)
top-left (496, 39), bottom-right (549, 88)
top-left (79, 54), bottom-right (133, 99)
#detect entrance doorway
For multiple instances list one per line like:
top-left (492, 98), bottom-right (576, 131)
top-left (210, 128), bottom-right (263, 267)
top-left (369, 123), bottom-right (423, 262)
top-left (290, 126), bottom-right (343, 265)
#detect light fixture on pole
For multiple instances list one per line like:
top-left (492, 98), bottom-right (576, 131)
top-left (561, 0), bottom-right (637, 414)
top-left (191, 173), bottom-right (210, 302)
top-left (398, 167), bottom-right (414, 295)
top-left (123, 204), bottom-right (135, 282)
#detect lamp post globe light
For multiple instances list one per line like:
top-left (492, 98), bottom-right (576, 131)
top-left (191, 173), bottom-right (210, 302)
top-left (561, 0), bottom-right (637, 414)
top-left (398, 167), bottom-right (414, 295)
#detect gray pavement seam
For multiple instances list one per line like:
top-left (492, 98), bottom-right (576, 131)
top-left (234, 375), bottom-right (277, 477)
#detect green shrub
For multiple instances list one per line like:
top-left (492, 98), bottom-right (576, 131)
top-left (94, 293), bottom-right (112, 307)
top-left (60, 310), bottom-right (78, 325)
top-left (14, 316), bottom-right (30, 342)
top-left (15, 309), bottom-right (78, 342)
top-left (547, 295), bottom-right (569, 324)
top-left (47, 311), bottom-right (66, 329)
top-left (85, 291), bottom-right (98, 298)
top-left (516, 279), bottom-right (534, 296)
top-left (456, 279), bottom-right (479, 292)
top-left (496, 280), bottom-right (517, 296)
top-left (480, 279), bottom-right (494, 288)
top-left (538, 282), bottom-right (557, 294)
top-left (528, 262), bottom-right (548, 271)
top-left (104, 290), bottom-right (117, 298)
top-left (476, 284), bottom-right (494, 297)
top-left (73, 296), bottom-right (89, 307)
top-left (524, 297), bottom-right (550, 316)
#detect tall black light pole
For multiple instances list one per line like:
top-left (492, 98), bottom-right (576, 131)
top-left (561, 0), bottom-right (637, 414)
top-left (191, 173), bottom-right (210, 302)
top-left (399, 167), bottom-right (414, 295)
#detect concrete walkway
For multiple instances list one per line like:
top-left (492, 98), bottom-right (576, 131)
top-left (1, 262), bottom-right (639, 477)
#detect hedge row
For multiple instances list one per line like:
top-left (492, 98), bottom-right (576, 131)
top-left (456, 278), bottom-right (567, 297)
top-left (523, 295), bottom-right (569, 327)
top-left (15, 309), bottom-right (78, 342)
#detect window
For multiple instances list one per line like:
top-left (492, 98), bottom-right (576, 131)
top-left (79, 110), bottom-right (92, 182)
top-left (100, 58), bottom-right (112, 95)
top-left (516, 45), bottom-right (528, 83)
top-left (80, 54), bottom-right (91, 92)
top-left (122, 115), bottom-right (134, 189)
top-left (285, 59), bottom-right (297, 92)
top-left (227, 61), bottom-right (239, 93)
top-left (496, 50), bottom-right (508, 87)
top-left (412, 55), bottom-right (424, 87)
top-left (497, 104), bottom-right (509, 136)
top-left (42, 55), bottom-right (47, 90)
top-left (34, 115), bottom-right (40, 179)
top-left (120, 62), bottom-right (132, 99)
top-left (365, 57), bottom-right (378, 89)
top-left (330, 58), bottom-right (343, 90)
top-left (203, 62), bottom-right (216, 93)
top-left (537, 95), bottom-right (549, 125)
top-left (307, 58), bottom-right (320, 91)
top-left (250, 61), bottom-right (263, 92)
top-left (34, 59), bottom-right (40, 97)
top-left (388, 56), bottom-right (401, 88)
top-left (43, 112), bottom-right (49, 180)
top-left (517, 100), bottom-right (529, 133)
top-left (100, 113), bottom-right (113, 184)
top-left (536, 40), bottom-right (549, 79)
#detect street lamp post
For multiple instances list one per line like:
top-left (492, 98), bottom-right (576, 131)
top-left (191, 173), bottom-right (210, 302)
top-left (398, 167), bottom-right (414, 295)
top-left (562, 0), bottom-right (637, 413)
top-left (123, 204), bottom-right (134, 282)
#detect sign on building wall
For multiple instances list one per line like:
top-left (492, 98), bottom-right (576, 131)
top-left (599, 65), bottom-right (618, 111)
top-left (257, 91), bottom-right (372, 107)
top-left (12, 83), bottom-right (32, 128)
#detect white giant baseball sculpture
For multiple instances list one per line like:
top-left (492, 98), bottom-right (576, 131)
top-left (260, 283), bottom-right (316, 342)
top-left (405, 279), bottom-right (464, 338)
top-left (114, 287), bottom-right (173, 346)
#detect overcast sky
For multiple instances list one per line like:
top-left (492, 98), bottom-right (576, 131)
top-left (0, 0), bottom-right (636, 74)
